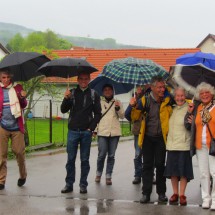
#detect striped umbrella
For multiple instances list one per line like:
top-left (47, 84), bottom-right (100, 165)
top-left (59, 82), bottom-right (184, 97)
top-left (101, 57), bottom-right (169, 85)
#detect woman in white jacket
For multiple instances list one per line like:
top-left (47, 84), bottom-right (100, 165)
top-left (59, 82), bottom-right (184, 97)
top-left (164, 87), bottom-right (193, 206)
top-left (95, 84), bottom-right (124, 185)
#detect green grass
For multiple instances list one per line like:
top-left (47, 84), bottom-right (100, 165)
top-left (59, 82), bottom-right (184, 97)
top-left (26, 118), bottom-right (132, 146)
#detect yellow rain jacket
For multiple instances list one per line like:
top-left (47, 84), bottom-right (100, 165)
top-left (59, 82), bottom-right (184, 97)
top-left (131, 96), bottom-right (173, 148)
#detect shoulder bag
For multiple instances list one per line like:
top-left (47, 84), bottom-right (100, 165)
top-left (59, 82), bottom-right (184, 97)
top-left (206, 123), bottom-right (215, 156)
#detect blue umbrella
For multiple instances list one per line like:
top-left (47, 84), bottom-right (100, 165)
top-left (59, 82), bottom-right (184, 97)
top-left (89, 74), bottom-right (133, 96)
top-left (176, 51), bottom-right (215, 71)
top-left (170, 51), bottom-right (215, 95)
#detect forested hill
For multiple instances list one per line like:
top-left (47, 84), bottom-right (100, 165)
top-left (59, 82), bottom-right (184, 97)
top-left (0, 22), bottom-right (147, 49)
top-left (0, 22), bottom-right (34, 45)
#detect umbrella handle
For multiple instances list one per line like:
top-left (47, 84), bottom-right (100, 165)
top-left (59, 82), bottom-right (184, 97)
top-left (133, 85), bottom-right (136, 98)
top-left (67, 74), bottom-right (70, 88)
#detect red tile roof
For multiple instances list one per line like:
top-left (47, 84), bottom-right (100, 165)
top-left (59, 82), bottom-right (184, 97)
top-left (43, 48), bottom-right (199, 83)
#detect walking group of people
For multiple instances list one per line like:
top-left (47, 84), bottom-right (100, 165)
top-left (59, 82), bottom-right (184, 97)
top-left (1, 69), bottom-right (215, 211)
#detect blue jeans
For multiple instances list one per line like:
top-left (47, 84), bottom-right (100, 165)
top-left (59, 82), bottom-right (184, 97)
top-left (65, 130), bottom-right (92, 188)
top-left (134, 135), bottom-right (143, 178)
top-left (96, 136), bottom-right (119, 178)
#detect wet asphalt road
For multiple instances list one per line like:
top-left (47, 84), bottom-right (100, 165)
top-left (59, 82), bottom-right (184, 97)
top-left (0, 138), bottom-right (212, 215)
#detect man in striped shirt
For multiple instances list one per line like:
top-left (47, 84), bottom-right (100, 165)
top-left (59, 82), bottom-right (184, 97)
top-left (0, 70), bottom-right (27, 190)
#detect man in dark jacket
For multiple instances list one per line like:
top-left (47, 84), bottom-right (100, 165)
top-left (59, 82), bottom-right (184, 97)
top-left (125, 86), bottom-right (144, 185)
top-left (61, 71), bottom-right (101, 194)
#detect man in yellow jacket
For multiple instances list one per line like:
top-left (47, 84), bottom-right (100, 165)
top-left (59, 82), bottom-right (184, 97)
top-left (130, 76), bottom-right (173, 204)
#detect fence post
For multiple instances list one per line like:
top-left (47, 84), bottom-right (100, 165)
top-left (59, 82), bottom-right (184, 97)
top-left (49, 100), bottom-right (52, 143)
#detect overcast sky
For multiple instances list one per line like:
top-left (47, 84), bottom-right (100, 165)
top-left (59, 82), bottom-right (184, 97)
top-left (1, 0), bottom-right (214, 48)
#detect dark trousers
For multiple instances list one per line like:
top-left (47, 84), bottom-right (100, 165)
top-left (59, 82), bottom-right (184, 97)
top-left (65, 130), bottom-right (92, 188)
top-left (134, 135), bottom-right (143, 178)
top-left (142, 135), bottom-right (166, 195)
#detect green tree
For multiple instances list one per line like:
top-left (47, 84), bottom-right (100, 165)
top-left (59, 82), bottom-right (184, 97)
top-left (6, 33), bottom-right (24, 51)
top-left (6, 30), bottom-right (71, 145)
top-left (44, 30), bottom-right (59, 49)
top-left (20, 48), bottom-right (60, 145)
top-left (58, 38), bottom-right (72, 50)
top-left (8, 30), bottom-right (73, 52)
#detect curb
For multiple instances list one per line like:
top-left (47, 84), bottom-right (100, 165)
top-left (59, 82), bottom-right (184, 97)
top-left (28, 136), bottom-right (134, 158)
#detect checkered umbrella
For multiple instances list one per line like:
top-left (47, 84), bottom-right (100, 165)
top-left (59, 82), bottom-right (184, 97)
top-left (101, 57), bottom-right (169, 85)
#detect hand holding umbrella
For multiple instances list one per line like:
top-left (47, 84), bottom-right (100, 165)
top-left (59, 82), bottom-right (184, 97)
top-left (129, 97), bottom-right (137, 107)
top-left (20, 90), bottom-right (27, 98)
top-left (64, 88), bottom-right (72, 99)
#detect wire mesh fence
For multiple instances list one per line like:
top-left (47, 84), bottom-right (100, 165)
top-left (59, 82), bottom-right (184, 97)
top-left (26, 99), bottom-right (131, 147)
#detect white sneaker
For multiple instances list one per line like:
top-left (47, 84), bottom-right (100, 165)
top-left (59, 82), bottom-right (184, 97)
top-left (211, 203), bottom-right (215, 210)
top-left (202, 201), bottom-right (210, 209)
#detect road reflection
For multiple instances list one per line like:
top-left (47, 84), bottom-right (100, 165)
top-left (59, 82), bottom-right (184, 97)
top-left (65, 198), bottom-right (113, 214)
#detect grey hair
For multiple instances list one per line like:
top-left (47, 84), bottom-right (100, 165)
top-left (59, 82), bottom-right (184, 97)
top-left (150, 75), bottom-right (165, 86)
top-left (173, 87), bottom-right (187, 97)
top-left (195, 82), bottom-right (215, 100)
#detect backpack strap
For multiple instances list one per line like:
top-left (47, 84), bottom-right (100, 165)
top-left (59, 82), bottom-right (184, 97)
top-left (145, 95), bottom-right (150, 113)
top-left (71, 88), bottom-right (75, 107)
top-left (71, 88), bottom-right (95, 107)
top-left (90, 89), bottom-right (95, 105)
top-left (101, 101), bottom-right (115, 119)
top-left (141, 95), bottom-right (150, 114)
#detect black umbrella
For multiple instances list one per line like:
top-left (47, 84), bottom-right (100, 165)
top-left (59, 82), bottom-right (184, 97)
top-left (37, 57), bottom-right (98, 78)
top-left (0, 52), bottom-right (50, 81)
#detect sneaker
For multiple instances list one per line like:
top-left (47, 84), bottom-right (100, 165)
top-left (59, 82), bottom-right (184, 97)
top-left (169, 194), bottom-right (179, 205)
top-left (106, 178), bottom-right (112, 185)
top-left (140, 194), bottom-right (150, 204)
top-left (80, 186), bottom-right (87, 194)
top-left (158, 193), bottom-right (168, 203)
top-left (180, 195), bottom-right (187, 206)
top-left (202, 201), bottom-right (210, 209)
top-left (61, 185), bottom-right (73, 193)
top-left (17, 178), bottom-right (26, 187)
top-left (0, 184), bottom-right (5, 190)
top-left (95, 176), bottom-right (101, 183)
top-left (132, 177), bottom-right (141, 184)
top-left (211, 203), bottom-right (215, 210)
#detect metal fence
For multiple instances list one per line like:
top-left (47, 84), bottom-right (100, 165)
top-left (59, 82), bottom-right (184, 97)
top-left (26, 99), bottom-right (130, 147)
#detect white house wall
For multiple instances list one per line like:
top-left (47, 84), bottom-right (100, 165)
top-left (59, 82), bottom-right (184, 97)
top-left (199, 38), bottom-right (215, 54)
top-left (29, 85), bottom-right (131, 119)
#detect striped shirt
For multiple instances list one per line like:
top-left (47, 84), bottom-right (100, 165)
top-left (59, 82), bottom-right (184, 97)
top-left (0, 88), bottom-right (19, 131)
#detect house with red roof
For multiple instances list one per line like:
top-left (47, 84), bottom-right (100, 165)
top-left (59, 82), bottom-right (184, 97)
top-left (43, 48), bottom-right (199, 84)
top-left (35, 48), bottom-right (199, 118)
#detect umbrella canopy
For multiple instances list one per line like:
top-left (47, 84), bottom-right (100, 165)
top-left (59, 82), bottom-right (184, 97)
top-left (89, 74), bottom-right (133, 96)
top-left (0, 52), bottom-right (50, 81)
top-left (37, 57), bottom-right (98, 78)
top-left (176, 51), bottom-right (215, 71)
top-left (102, 57), bottom-right (169, 85)
top-left (170, 52), bottom-right (215, 95)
